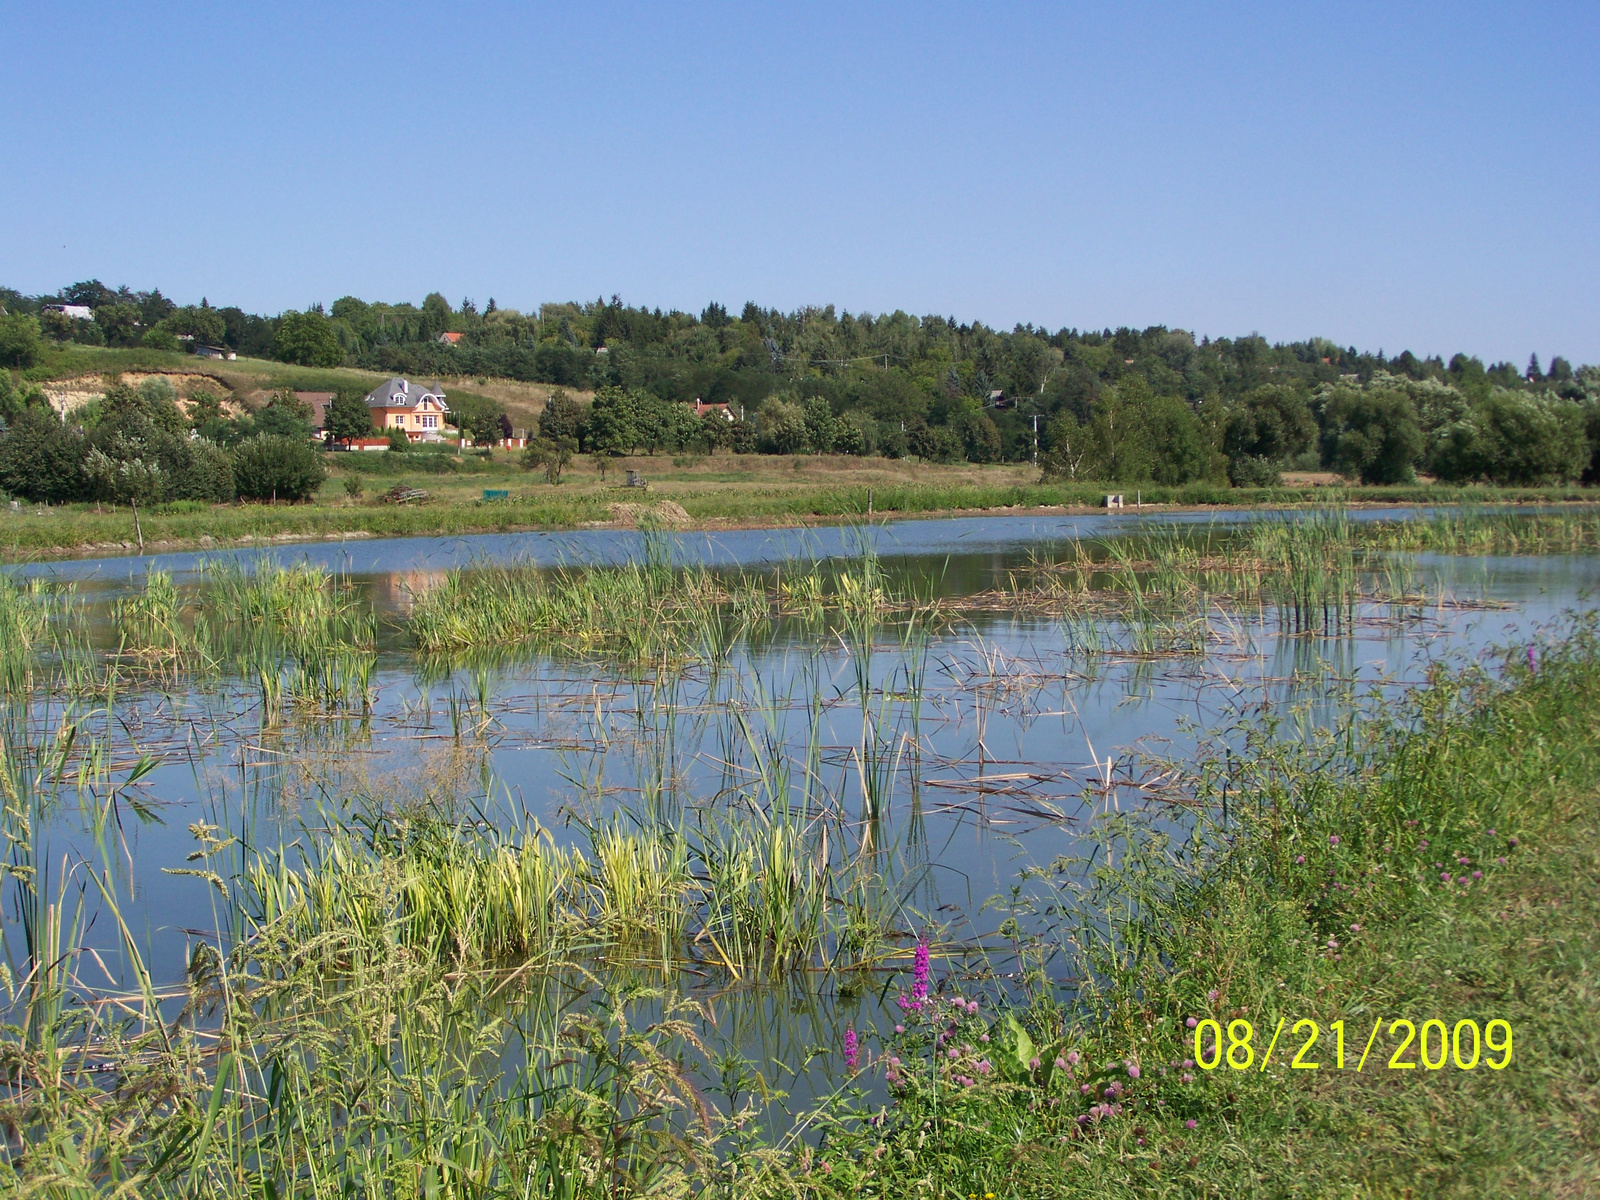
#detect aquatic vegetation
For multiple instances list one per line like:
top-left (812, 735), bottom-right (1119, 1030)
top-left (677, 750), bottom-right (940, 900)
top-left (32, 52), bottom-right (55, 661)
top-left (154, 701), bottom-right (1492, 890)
top-left (2, 509), bottom-right (1598, 1193)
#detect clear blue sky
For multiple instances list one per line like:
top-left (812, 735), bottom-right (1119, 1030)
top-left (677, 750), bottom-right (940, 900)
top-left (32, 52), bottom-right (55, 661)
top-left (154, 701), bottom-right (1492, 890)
top-left (2, 1), bottom-right (1595, 365)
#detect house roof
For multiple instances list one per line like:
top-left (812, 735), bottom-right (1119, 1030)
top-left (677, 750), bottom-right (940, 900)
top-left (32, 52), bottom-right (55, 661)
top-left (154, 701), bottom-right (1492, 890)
top-left (295, 392), bottom-right (335, 428)
top-left (437, 332), bottom-right (464, 344)
top-left (363, 378), bottom-right (448, 411)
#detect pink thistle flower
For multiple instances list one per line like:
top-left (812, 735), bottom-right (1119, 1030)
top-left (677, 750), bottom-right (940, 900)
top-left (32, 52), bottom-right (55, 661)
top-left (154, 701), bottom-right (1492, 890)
top-left (1127, 1064), bottom-right (1140, 1079)
top-left (1186, 1017), bottom-right (1198, 1028)
top-left (1328, 835), bottom-right (1341, 847)
top-left (1029, 1056), bottom-right (1041, 1070)
top-left (1185, 1118), bottom-right (1198, 1129)
top-left (1055, 1056), bottom-right (1068, 1070)
top-left (1067, 1050), bottom-right (1080, 1065)
top-left (844, 1027), bottom-right (860, 1072)
top-left (894, 1024), bottom-right (904, 1034)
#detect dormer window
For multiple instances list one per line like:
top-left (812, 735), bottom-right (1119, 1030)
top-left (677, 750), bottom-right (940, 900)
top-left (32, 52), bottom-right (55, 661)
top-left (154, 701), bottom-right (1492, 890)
top-left (392, 393), bottom-right (406, 405)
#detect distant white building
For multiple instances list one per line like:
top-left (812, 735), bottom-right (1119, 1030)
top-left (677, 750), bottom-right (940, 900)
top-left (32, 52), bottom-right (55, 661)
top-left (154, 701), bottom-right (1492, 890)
top-left (44, 304), bottom-right (94, 321)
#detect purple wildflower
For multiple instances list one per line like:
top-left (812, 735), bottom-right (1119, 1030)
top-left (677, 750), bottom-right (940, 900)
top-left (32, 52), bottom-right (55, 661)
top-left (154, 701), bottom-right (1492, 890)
top-left (1527, 645), bottom-right (1538, 672)
top-left (1186, 1118), bottom-right (1198, 1129)
top-left (893, 1024), bottom-right (904, 1034)
top-left (1029, 1056), bottom-right (1041, 1071)
top-left (1472, 870), bottom-right (1482, 880)
top-left (946, 1048), bottom-right (958, 1060)
top-left (1329, 835), bottom-right (1341, 847)
top-left (1067, 1049), bottom-right (1080, 1065)
top-left (1508, 836), bottom-right (1519, 847)
top-left (1127, 1064), bottom-right (1141, 1079)
top-left (1186, 1017), bottom-right (1198, 1028)
top-left (976, 1060), bottom-right (992, 1075)
top-left (1294, 854), bottom-right (1306, 864)
top-left (1441, 872), bottom-right (1452, 883)
top-left (1207, 989), bottom-right (1219, 1002)
top-left (912, 938), bottom-right (930, 1001)
top-left (844, 1027), bottom-right (859, 1072)
top-left (1055, 1056), bottom-right (1068, 1070)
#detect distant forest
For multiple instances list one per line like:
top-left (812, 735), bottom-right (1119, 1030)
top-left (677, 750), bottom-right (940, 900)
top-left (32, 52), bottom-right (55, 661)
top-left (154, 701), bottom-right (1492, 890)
top-left (2, 281), bottom-right (1598, 488)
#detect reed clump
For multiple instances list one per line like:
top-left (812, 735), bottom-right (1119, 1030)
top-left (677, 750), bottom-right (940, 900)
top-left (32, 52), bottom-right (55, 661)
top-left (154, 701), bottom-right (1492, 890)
top-left (242, 797), bottom-right (866, 978)
top-left (1360, 506), bottom-right (1600, 556)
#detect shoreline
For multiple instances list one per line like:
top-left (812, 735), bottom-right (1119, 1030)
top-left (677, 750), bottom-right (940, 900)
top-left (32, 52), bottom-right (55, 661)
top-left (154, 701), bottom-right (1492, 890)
top-left (5, 495), bottom-right (1597, 566)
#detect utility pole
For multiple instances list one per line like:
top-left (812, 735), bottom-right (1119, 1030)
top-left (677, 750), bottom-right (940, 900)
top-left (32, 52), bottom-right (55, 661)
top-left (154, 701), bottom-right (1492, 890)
top-left (1031, 413), bottom-right (1039, 463)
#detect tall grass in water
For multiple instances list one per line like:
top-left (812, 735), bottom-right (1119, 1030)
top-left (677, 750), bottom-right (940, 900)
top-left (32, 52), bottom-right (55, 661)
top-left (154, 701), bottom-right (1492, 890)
top-left (407, 557), bottom-right (743, 662)
top-left (1361, 506), bottom-right (1600, 556)
top-left (0, 577), bottom-right (74, 692)
top-left (1247, 508), bottom-right (1359, 632)
top-left (108, 560), bottom-right (377, 712)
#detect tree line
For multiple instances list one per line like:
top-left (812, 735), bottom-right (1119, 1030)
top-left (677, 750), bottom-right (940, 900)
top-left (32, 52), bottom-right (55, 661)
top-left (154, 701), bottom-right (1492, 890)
top-left (4, 281), bottom-right (1599, 487)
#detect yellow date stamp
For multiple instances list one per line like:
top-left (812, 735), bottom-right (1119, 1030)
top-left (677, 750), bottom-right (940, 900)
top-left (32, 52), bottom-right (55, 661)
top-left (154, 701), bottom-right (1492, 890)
top-left (1193, 1017), bottom-right (1512, 1072)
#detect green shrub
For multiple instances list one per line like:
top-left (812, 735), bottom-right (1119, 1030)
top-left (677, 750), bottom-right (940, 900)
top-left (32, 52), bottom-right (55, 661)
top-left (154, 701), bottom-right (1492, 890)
top-left (0, 313), bottom-right (43, 369)
top-left (170, 438), bottom-right (236, 503)
top-left (0, 407), bottom-right (87, 501)
top-left (230, 434), bottom-right (326, 502)
top-left (1227, 454), bottom-right (1281, 487)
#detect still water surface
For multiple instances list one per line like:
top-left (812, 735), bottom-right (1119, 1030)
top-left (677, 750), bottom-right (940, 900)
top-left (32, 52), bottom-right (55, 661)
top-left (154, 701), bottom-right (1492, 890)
top-left (5, 512), bottom-right (1595, 1098)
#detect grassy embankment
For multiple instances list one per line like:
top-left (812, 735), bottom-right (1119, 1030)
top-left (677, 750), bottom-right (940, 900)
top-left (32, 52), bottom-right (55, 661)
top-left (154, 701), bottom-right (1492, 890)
top-left (4, 459), bottom-right (1597, 562)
